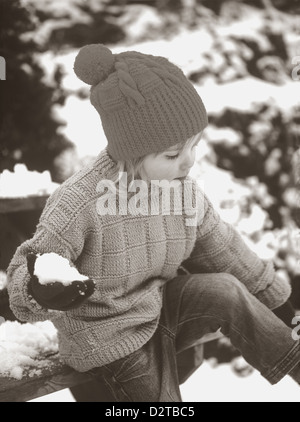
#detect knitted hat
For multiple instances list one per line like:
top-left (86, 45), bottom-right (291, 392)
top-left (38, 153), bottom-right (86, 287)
top-left (74, 44), bottom-right (208, 161)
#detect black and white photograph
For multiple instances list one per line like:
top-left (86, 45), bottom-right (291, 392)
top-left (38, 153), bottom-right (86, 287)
top-left (0, 0), bottom-right (300, 404)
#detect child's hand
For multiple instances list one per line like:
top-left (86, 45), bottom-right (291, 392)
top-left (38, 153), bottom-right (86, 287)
top-left (26, 253), bottom-right (95, 311)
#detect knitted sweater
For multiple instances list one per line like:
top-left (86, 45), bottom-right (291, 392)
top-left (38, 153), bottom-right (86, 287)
top-left (7, 148), bottom-right (291, 372)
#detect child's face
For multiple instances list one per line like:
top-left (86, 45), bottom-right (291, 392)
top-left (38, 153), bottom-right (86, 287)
top-left (142, 132), bottom-right (202, 182)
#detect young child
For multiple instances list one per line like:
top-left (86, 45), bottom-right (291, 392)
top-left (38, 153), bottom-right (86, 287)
top-left (6, 44), bottom-right (300, 402)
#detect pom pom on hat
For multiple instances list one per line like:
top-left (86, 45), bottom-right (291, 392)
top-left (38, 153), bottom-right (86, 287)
top-left (73, 44), bottom-right (115, 86)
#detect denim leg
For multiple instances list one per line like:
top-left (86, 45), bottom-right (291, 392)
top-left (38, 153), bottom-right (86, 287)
top-left (86, 272), bottom-right (300, 401)
top-left (164, 273), bottom-right (300, 385)
top-left (88, 323), bottom-right (182, 402)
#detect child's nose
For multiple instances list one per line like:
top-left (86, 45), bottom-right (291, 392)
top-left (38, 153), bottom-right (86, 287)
top-left (180, 150), bottom-right (195, 171)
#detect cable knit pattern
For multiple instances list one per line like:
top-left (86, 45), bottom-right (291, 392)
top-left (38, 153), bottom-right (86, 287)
top-left (7, 149), bottom-right (291, 372)
top-left (115, 60), bottom-right (145, 106)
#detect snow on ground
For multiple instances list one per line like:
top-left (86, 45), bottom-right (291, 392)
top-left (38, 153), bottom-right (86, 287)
top-left (197, 77), bottom-right (300, 116)
top-left (180, 359), bottom-right (300, 402)
top-left (54, 94), bottom-right (108, 158)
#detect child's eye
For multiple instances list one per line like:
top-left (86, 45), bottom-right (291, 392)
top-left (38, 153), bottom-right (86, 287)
top-left (166, 154), bottom-right (179, 160)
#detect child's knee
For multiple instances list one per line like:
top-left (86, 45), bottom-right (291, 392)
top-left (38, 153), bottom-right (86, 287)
top-left (193, 273), bottom-right (247, 308)
top-left (195, 272), bottom-right (242, 291)
top-left (184, 272), bottom-right (247, 310)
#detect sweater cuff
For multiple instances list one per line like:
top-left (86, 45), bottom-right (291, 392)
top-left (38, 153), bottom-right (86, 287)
top-left (254, 272), bottom-right (292, 310)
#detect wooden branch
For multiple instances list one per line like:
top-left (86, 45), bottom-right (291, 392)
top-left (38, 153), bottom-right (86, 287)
top-left (0, 353), bottom-right (91, 402)
top-left (0, 332), bottom-right (223, 402)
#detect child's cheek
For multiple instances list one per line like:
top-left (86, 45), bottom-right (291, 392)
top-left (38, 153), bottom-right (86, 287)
top-left (163, 163), bottom-right (174, 175)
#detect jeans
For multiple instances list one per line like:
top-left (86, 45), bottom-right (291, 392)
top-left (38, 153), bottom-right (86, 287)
top-left (86, 273), bottom-right (300, 402)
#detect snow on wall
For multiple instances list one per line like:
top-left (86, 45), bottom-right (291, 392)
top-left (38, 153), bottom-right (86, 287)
top-left (0, 320), bottom-right (58, 380)
top-left (0, 164), bottom-right (59, 198)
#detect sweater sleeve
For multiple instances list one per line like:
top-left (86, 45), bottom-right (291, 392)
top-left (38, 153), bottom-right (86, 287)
top-left (182, 189), bottom-right (291, 310)
top-left (6, 211), bottom-right (87, 323)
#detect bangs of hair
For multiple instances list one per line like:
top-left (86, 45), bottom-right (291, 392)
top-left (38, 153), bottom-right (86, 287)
top-left (156, 132), bottom-right (202, 156)
top-left (107, 131), bottom-right (202, 191)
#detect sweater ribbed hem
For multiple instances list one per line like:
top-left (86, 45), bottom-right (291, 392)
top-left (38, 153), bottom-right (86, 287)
top-left (59, 319), bottom-right (159, 372)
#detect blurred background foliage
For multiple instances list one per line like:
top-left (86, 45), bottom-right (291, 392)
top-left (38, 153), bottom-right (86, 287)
top-left (0, 0), bottom-right (73, 175)
top-left (0, 0), bottom-right (299, 364)
top-left (1, 0), bottom-right (299, 179)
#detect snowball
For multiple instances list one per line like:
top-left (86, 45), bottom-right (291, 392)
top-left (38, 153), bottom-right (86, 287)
top-left (34, 252), bottom-right (88, 285)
